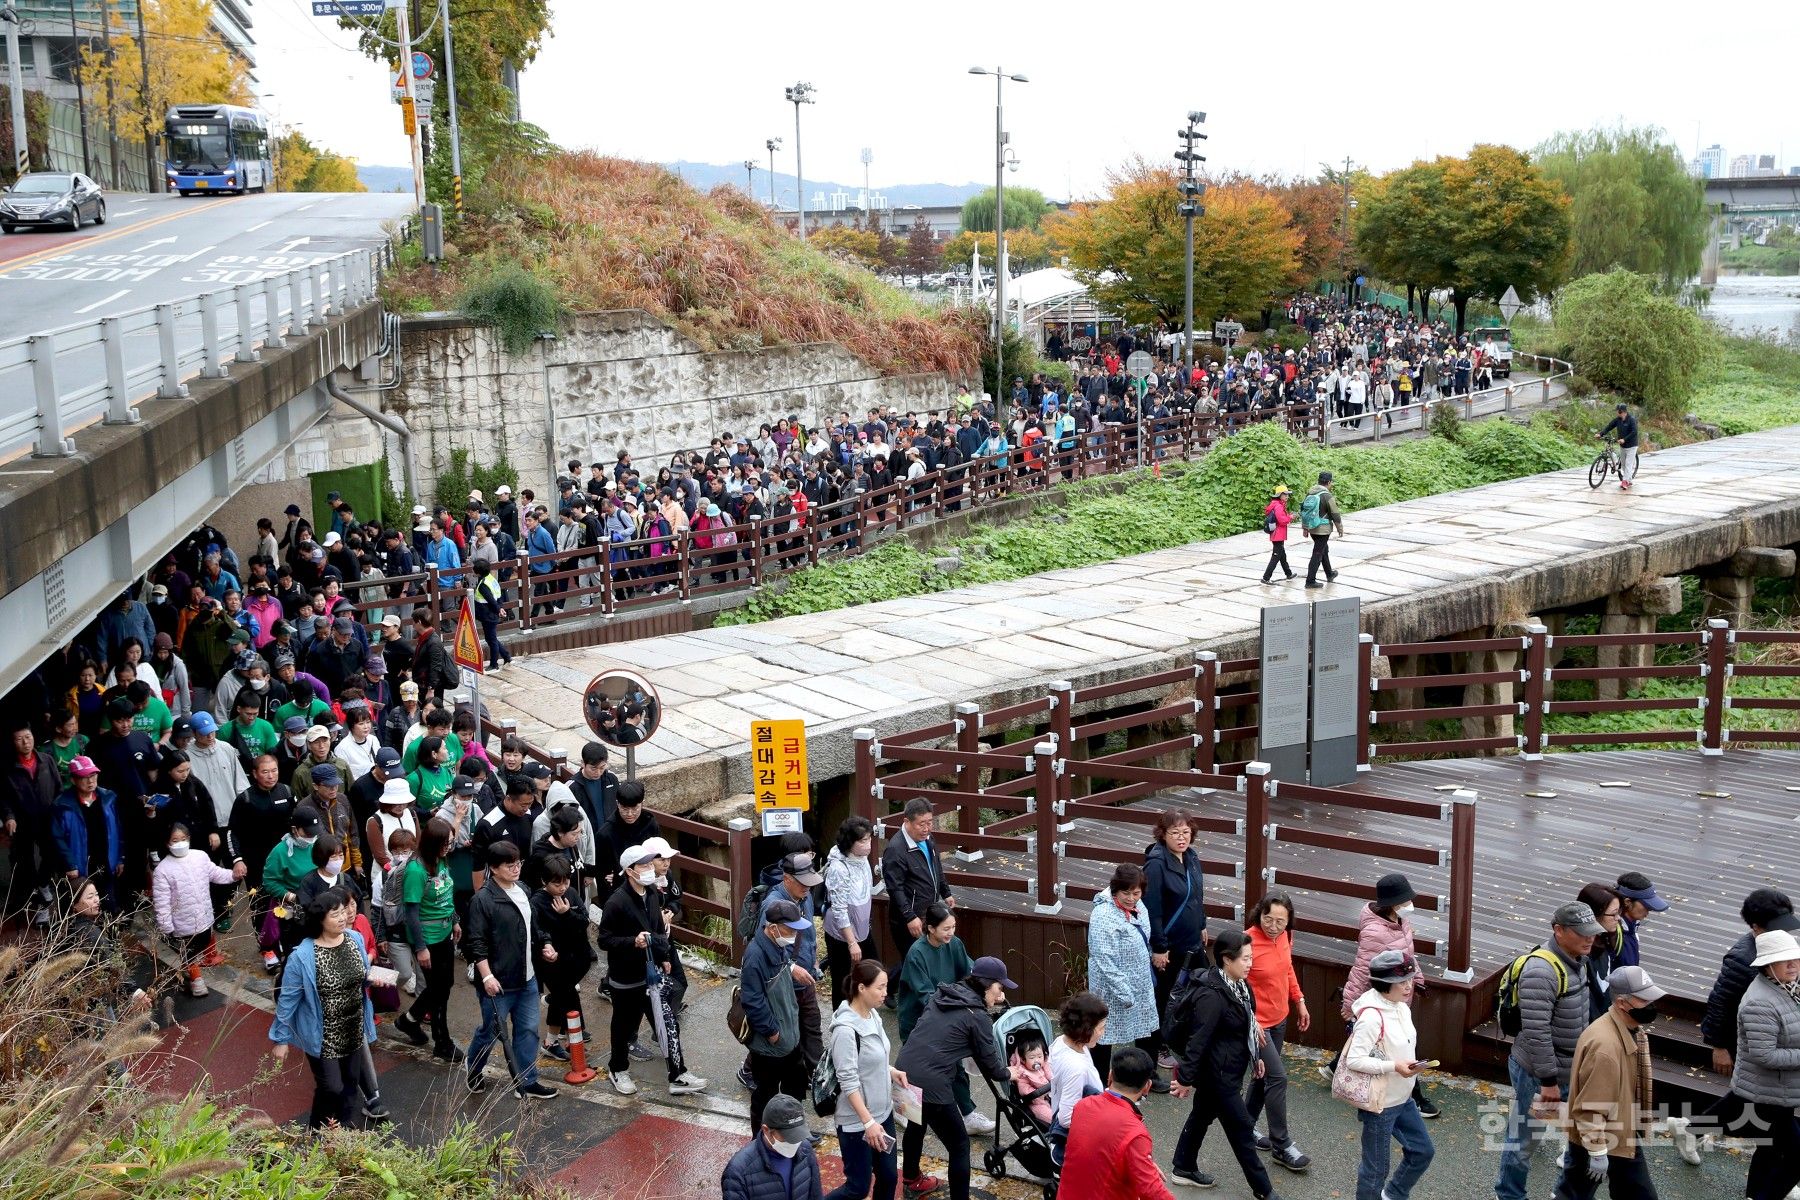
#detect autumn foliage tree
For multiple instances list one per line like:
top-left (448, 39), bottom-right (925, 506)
top-left (80, 0), bottom-right (249, 167)
top-left (1047, 158), bottom-right (1300, 328)
top-left (274, 131), bottom-right (365, 193)
top-left (807, 223), bottom-right (886, 272)
top-left (938, 228), bottom-right (1055, 274)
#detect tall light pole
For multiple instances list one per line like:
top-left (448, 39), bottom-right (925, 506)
top-left (765, 136), bottom-right (781, 209)
top-left (969, 66), bottom-right (1028, 407)
top-left (743, 158), bottom-right (757, 195)
top-left (1176, 111), bottom-right (1208, 381)
top-left (2, 1), bottom-right (26, 178)
top-left (784, 82), bottom-right (814, 239)
top-left (860, 145), bottom-right (872, 220)
top-left (1340, 154), bottom-right (1355, 298)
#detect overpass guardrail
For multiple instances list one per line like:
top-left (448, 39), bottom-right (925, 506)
top-left (0, 244), bottom-right (392, 464)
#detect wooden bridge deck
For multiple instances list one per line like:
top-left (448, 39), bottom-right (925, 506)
top-left (947, 749), bottom-right (1800, 1003)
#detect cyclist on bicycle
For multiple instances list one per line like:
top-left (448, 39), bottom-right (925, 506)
top-left (1598, 402), bottom-right (1639, 491)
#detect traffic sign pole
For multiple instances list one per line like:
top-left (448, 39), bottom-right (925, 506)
top-left (395, 1), bottom-right (426, 215)
top-left (439, 0), bottom-right (463, 219)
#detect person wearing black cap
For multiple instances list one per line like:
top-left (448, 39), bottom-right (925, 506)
top-left (1611, 871), bottom-right (1668, 969)
top-left (1336, 873), bottom-right (1437, 1116)
top-left (1494, 901), bottom-right (1600, 1200)
top-left (721, 1092), bottom-right (821, 1199)
top-left (1300, 470), bottom-right (1343, 589)
top-left (88, 695), bottom-right (158, 896)
top-left (894, 955), bottom-right (1014, 1200)
top-left (1597, 402), bottom-right (1639, 491)
top-left (261, 805), bottom-right (324, 968)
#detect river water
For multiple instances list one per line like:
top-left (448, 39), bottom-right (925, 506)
top-left (1708, 274), bottom-right (1800, 343)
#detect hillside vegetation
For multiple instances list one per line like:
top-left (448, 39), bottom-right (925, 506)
top-left (382, 152), bottom-right (980, 376)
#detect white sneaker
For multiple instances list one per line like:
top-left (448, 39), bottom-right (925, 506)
top-left (963, 1110), bottom-right (996, 1135)
top-left (403, 976), bottom-right (417, 996)
top-left (608, 1069), bottom-right (637, 1096)
top-left (189, 976), bottom-right (208, 997)
top-left (668, 1072), bottom-right (708, 1094)
top-left (1666, 1116), bottom-right (1703, 1166)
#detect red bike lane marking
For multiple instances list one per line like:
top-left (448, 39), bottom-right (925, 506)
top-left (0, 230), bottom-right (84, 267)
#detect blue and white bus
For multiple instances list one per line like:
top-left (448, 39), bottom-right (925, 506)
top-left (164, 104), bottom-right (272, 195)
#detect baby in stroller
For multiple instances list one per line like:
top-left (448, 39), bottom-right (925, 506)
top-left (1008, 1029), bottom-right (1054, 1125)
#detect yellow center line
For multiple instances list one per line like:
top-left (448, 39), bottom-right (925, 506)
top-left (0, 196), bottom-right (247, 276)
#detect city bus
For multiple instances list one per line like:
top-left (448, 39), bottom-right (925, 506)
top-left (163, 104), bottom-right (272, 196)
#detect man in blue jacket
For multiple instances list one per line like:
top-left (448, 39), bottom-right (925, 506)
top-left (721, 1093), bottom-right (821, 1200)
top-left (741, 898), bottom-right (812, 1134)
top-left (48, 755), bottom-right (123, 910)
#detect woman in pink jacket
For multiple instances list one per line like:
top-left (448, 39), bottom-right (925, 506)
top-left (1261, 484), bottom-right (1295, 584)
top-left (153, 821), bottom-right (245, 996)
top-left (1335, 873), bottom-right (1438, 1117)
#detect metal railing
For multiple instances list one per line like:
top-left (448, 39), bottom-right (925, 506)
top-left (1320, 353), bottom-right (1574, 444)
top-left (0, 244), bottom-right (391, 463)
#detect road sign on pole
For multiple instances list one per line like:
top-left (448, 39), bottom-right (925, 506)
top-left (751, 718), bottom-right (809, 835)
top-left (410, 50), bottom-right (434, 80)
top-left (1125, 350), bottom-right (1154, 379)
top-left (452, 596), bottom-right (484, 672)
top-left (312, 0), bottom-right (386, 14)
top-left (1499, 285), bottom-right (1524, 324)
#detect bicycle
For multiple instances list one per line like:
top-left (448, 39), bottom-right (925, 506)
top-left (1588, 438), bottom-right (1620, 490)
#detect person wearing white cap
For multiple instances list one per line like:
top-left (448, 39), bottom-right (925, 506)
top-left (638, 835), bottom-right (690, 1012)
top-left (1555, 964), bottom-right (1667, 1200)
top-left (597, 843), bottom-right (706, 1097)
top-left (1732, 930), bottom-right (1800, 1200)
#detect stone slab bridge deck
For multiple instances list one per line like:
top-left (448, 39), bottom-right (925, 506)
top-left (479, 427), bottom-right (1800, 810)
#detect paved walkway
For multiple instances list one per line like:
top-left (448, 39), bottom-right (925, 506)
top-left (480, 426), bottom-right (1800, 804)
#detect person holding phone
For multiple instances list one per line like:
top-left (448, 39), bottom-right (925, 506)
top-left (1343, 949), bottom-right (1435, 1200)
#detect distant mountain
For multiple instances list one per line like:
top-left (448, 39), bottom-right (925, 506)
top-left (662, 161), bottom-right (992, 209)
top-left (357, 165), bottom-right (413, 193)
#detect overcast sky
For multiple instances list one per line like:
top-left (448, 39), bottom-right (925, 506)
top-left (258, 0), bottom-right (1800, 199)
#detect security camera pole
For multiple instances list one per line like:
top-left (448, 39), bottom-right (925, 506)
top-left (784, 83), bottom-right (814, 240)
top-left (1176, 111), bottom-right (1208, 381)
top-left (969, 66), bottom-right (1028, 407)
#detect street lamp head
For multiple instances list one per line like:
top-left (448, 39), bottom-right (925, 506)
top-left (968, 67), bottom-right (988, 75)
top-left (1009, 74), bottom-right (1029, 83)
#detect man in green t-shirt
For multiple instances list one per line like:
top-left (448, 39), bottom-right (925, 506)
top-left (272, 679), bottom-right (331, 732)
top-left (400, 708), bottom-right (463, 775)
top-left (127, 679), bottom-right (173, 744)
top-left (224, 691), bottom-right (279, 770)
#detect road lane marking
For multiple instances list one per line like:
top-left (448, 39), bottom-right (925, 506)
top-left (72, 288), bottom-right (131, 314)
top-left (247, 220), bottom-right (272, 231)
top-left (0, 200), bottom-right (239, 275)
top-left (133, 236), bottom-right (177, 252)
top-left (278, 237), bottom-right (311, 252)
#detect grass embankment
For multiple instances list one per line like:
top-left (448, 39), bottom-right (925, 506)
top-left (382, 151), bottom-right (980, 377)
top-left (721, 334), bottom-right (1800, 627)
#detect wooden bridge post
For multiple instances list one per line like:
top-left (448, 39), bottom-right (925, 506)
top-left (1702, 619), bottom-right (1731, 755)
top-left (1032, 741), bottom-right (1063, 915)
top-left (1049, 680), bottom-right (1081, 799)
top-left (1244, 762), bottom-right (1272, 914)
top-left (727, 816), bottom-right (754, 966)
top-left (1446, 789), bottom-right (1477, 983)
top-left (1357, 635), bottom-right (1375, 770)
top-left (852, 727), bottom-right (878, 827)
top-left (1194, 651), bottom-right (1218, 773)
top-left (1522, 623), bottom-right (1547, 760)
top-left (954, 703), bottom-right (984, 851)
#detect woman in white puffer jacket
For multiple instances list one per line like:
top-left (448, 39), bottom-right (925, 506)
top-left (153, 821), bottom-right (244, 996)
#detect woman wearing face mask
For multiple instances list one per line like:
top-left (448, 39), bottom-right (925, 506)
top-left (597, 844), bottom-right (707, 1096)
top-left (823, 816), bottom-right (877, 1002)
top-left (297, 833), bottom-right (365, 918)
top-left (152, 821), bottom-right (245, 996)
top-left (1336, 873), bottom-right (1436, 1118)
top-left (893, 958), bottom-right (1018, 1200)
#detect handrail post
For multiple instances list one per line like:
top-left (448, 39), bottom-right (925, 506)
top-left (954, 702), bottom-right (983, 850)
top-left (1702, 618), bottom-right (1730, 755)
top-left (316, 261), bottom-right (338, 317)
top-left (1445, 788), bottom-right (1478, 982)
top-left (677, 533), bottom-right (692, 602)
top-left (727, 816), bottom-right (754, 965)
top-left (1522, 623), bottom-right (1547, 759)
top-left (262, 274), bottom-right (286, 349)
top-left (1049, 679), bottom-right (1077, 800)
top-left (1357, 634), bottom-right (1375, 770)
top-left (29, 333), bottom-right (75, 457)
top-left (853, 727), bottom-right (878, 829)
top-left (100, 317), bottom-right (138, 424)
top-left (155, 303), bottom-right (189, 399)
top-left (288, 268), bottom-right (308, 335)
top-left (747, 517), bottom-right (765, 587)
top-left (1244, 762), bottom-right (1272, 908)
top-left (600, 549), bottom-right (616, 616)
top-left (1195, 650), bottom-right (1218, 773)
top-left (233, 284), bottom-right (259, 363)
top-left (1032, 741), bottom-right (1062, 915)
top-left (198, 291), bottom-right (226, 379)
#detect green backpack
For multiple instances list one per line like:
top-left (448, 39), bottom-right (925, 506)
top-left (1300, 491), bottom-right (1328, 531)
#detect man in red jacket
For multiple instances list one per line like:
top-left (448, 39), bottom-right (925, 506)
top-left (1059, 1046), bottom-right (1176, 1200)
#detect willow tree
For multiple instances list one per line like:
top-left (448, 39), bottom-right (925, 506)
top-left (1533, 125), bottom-right (1708, 292)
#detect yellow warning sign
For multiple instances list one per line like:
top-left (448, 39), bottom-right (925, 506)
top-left (452, 595), bottom-right (484, 672)
top-left (751, 719), bottom-right (809, 812)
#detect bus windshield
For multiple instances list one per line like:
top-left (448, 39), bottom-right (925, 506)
top-left (167, 125), bottom-right (231, 171)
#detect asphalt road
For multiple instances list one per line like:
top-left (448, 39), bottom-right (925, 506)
top-left (0, 188), bottom-right (414, 330)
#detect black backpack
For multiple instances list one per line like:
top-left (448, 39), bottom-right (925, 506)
top-left (1161, 969), bottom-right (1205, 1052)
top-left (736, 881), bottom-right (773, 942)
top-left (810, 1030), bottom-right (861, 1116)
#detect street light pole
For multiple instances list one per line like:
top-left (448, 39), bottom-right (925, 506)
top-left (1176, 111), bottom-right (1208, 381)
top-left (743, 158), bottom-right (756, 194)
top-left (64, 0), bottom-right (92, 177)
top-left (969, 66), bottom-right (1027, 408)
top-left (2, 0), bottom-right (25, 178)
top-left (439, 0), bottom-right (464, 218)
top-left (784, 82), bottom-right (814, 240)
top-left (1340, 154), bottom-right (1354, 299)
top-left (765, 136), bottom-right (780, 210)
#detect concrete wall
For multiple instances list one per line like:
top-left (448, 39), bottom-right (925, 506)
top-left (364, 311), bottom-right (954, 500)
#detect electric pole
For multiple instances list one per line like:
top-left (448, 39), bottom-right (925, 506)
top-left (743, 158), bottom-right (756, 195)
top-left (969, 66), bottom-right (1029, 406)
top-left (3, 0), bottom-right (27, 179)
top-left (396, 1), bottom-right (425, 213)
top-left (1340, 154), bottom-right (1354, 299)
top-left (134, 0), bottom-right (157, 191)
top-left (784, 83), bottom-right (814, 239)
top-left (1176, 111), bottom-right (1207, 381)
top-left (99, 0), bottom-right (122, 187)
top-left (438, 0), bottom-right (462, 217)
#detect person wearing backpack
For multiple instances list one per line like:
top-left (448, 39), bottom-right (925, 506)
top-left (1261, 485), bottom-right (1295, 584)
top-left (1342, 949), bottom-right (1434, 1200)
top-left (1494, 901), bottom-right (1601, 1200)
top-left (1301, 471), bottom-right (1344, 590)
top-left (741, 898), bottom-right (813, 1134)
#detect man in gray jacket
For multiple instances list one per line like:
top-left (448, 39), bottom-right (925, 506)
top-left (1495, 901), bottom-right (1600, 1200)
top-left (1302, 470), bottom-right (1345, 590)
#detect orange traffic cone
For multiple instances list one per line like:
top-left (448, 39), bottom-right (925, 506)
top-left (563, 1010), bottom-right (597, 1085)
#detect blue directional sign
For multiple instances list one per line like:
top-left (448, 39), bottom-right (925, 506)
top-left (312, 1), bottom-right (386, 15)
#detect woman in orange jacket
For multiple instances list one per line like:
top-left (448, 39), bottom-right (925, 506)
top-left (1262, 485), bottom-right (1295, 584)
top-left (1245, 892), bottom-right (1312, 1173)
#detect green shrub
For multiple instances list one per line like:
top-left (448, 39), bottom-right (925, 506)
top-left (434, 447), bottom-right (520, 514)
top-left (1552, 269), bottom-right (1717, 415)
top-left (1429, 400), bottom-right (1464, 443)
top-left (457, 259), bottom-right (562, 355)
top-left (1566, 374), bottom-right (1596, 397)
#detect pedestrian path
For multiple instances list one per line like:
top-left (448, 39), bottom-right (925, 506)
top-left (477, 425), bottom-right (1800, 805)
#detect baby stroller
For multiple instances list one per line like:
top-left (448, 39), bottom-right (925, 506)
top-left (981, 1004), bottom-right (1059, 1198)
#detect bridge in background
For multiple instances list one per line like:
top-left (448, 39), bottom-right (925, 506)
top-left (1701, 175), bottom-right (1800, 282)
